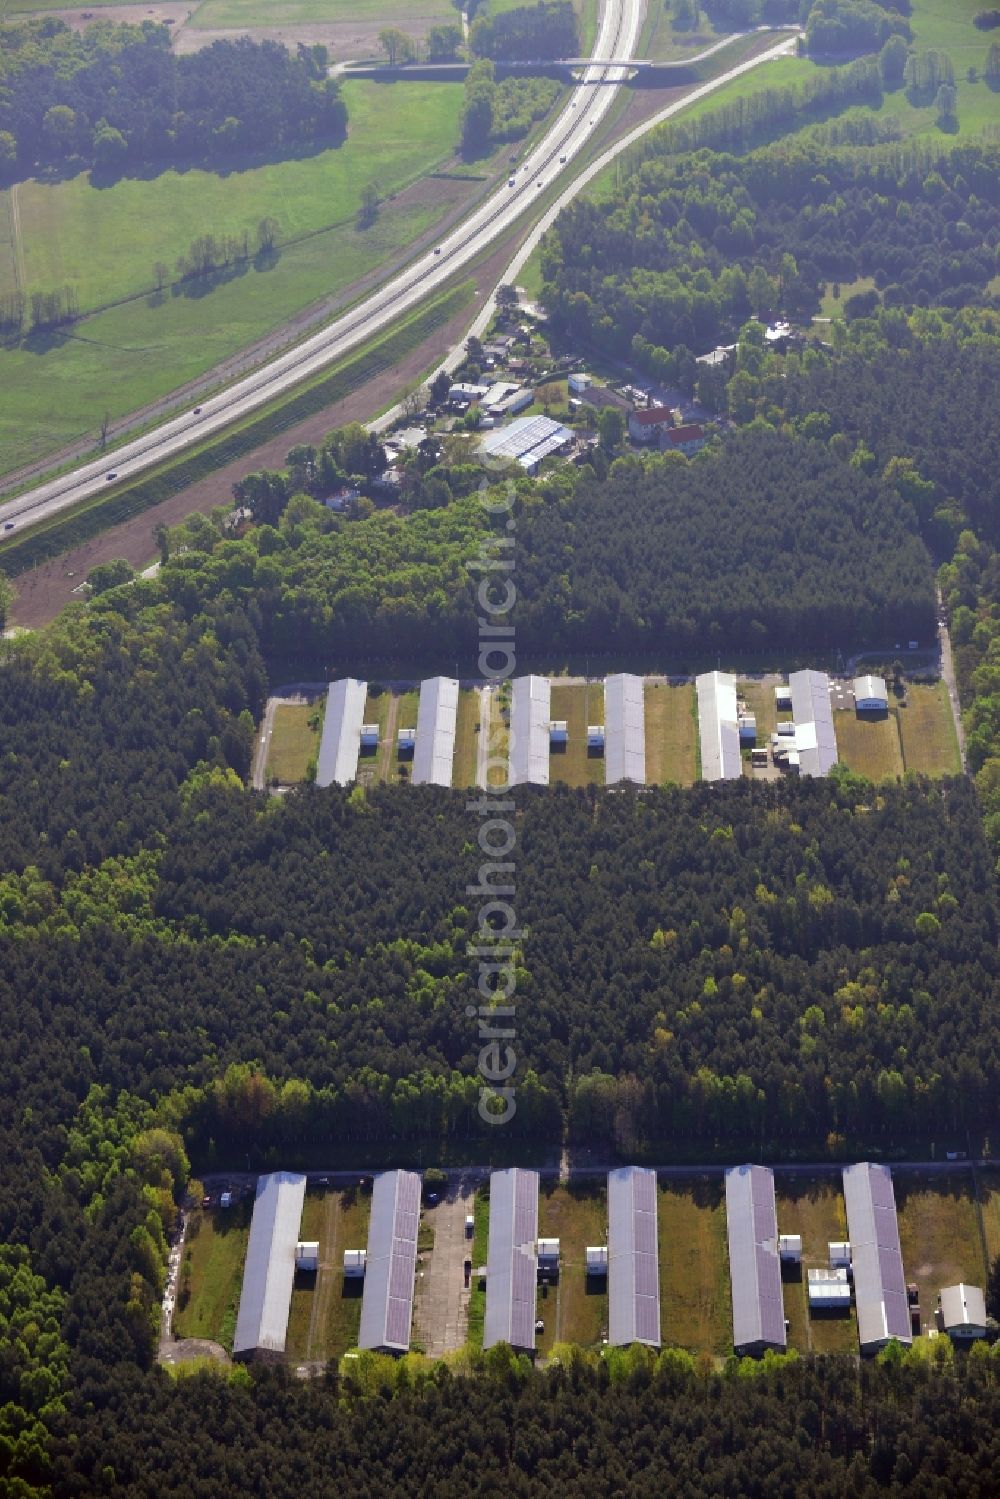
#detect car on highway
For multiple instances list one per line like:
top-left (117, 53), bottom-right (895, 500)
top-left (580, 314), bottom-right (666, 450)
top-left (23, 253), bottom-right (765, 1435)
top-left (105, 472), bottom-right (117, 481)
top-left (560, 155), bottom-right (567, 163)
top-left (193, 406), bottom-right (202, 414)
top-left (434, 247), bottom-right (442, 254)
top-left (2, 521), bottom-right (14, 531)
top-left (508, 176), bottom-right (515, 186)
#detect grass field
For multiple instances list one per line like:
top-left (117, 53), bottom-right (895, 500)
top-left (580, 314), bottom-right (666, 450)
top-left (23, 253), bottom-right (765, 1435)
top-left (173, 1199), bottom-right (253, 1348)
top-left (189, 0), bottom-right (452, 30)
top-left (266, 703), bottom-right (320, 784)
top-left (549, 682), bottom-right (605, 788)
top-left (898, 682), bottom-right (962, 777)
top-left (872, 0), bottom-right (999, 140)
top-left (644, 682), bottom-right (698, 786)
top-left (0, 82), bottom-right (465, 476)
top-left (487, 687), bottom-right (510, 791)
top-left (978, 1168), bottom-right (1000, 1263)
top-left (453, 688), bottom-right (483, 788)
top-left (467, 1190), bottom-right (489, 1350)
top-left (536, 1183), bottom-right (608, 1356)
top-left (895, 1170), bottom-right (988, 1332)
top-left (738, 680), bottom-right (778, 742)
top-left (659, 1178), bottom-right (731, 1355)
top-left (819, 276), bottom-right (877, 320)
top-left (834, 709), bottom-right (905, 781)
top-left (776, 1176), bottom-right (858, 1355)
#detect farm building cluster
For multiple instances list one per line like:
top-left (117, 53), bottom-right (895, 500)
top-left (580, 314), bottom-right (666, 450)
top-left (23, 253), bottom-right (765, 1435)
top-left (226, 1162), bottom-right (988, 1365)
top-left (310, 670), bottom-right (890, 790)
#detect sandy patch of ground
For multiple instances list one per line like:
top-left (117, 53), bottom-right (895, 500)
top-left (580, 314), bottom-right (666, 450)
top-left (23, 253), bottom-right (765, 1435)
top-left (173, 16), bottom-right (441, 58)
top-left (34, 2), bottom-right (191, 33)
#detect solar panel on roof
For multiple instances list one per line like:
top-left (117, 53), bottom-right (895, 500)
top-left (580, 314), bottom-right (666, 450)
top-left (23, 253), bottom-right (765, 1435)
top-left (607, 1167), bottom-right (661, 1348)
top-left (484, 1169), bottom-right (539, 1352)
top-left (843, 1163), bottom-right (911, 1350)
top-left (358, 1170), bottom-right (421, 1352)
top-left (725, 1165), bottom-right (786, 1354)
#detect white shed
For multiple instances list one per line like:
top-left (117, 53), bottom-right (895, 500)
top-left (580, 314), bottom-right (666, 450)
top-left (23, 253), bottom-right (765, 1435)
top-left (343, 1249), bottom-right (367, 1278)
top-left (295, 1241), bottom-right (319, 1272)
top-left (808, 1267), bottom-right (851, 1309)
top-left (778, 1234), bottom-right (802, 1264)
top-left (854, 674), bottom-right (889, 713)
top-left (549, 719), bottom-right (568, 748)
top-left (829, 1241), bottom-right (852, 1268)
top-left (586, 1245), bottom-right (608, 1276)
top-left (587, 724), bottom-right (605, 753)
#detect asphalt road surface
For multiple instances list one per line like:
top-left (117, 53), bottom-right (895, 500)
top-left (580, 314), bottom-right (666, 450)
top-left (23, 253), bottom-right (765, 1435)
top-left (0, 0), bottom-right (645, 538)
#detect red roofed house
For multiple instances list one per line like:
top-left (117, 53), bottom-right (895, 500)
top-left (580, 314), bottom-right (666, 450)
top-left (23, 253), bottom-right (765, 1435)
top-left (627, 405), bottom-right (675, 443)
top-left (660, 423), bottom-right (706, 457)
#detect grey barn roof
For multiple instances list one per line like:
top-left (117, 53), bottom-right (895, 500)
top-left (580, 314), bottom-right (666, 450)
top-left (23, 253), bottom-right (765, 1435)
top-left (940, 1282), bottom-right (987, 1332)
top-left (509, 676), bottom-right (551, 786)
top-left (359, 1170), bottom-right (421, 1352)
top-left (233, 1171), bottom-right (306, 1357)
top-left (411, 677), bottom-right (459, 787)
top-left (788, 669), bottom-right (838, 777)
top-left (484, 1168), bottom-right (539, 1351)
top-left (725, 1164), bottom-right (786, 1354)
top-left (604, 674), bottom-right (646, 785)
top-left (316, 677), bottom-right (368, 787)
top-left (854, 673), bottom-right (888, 706)
top-left (842, 1162), bottom-right (911, 1350)
top-left (607, 1166), bottom-right (660, 1347)
top-left (696, 671), bottom-right (742, 782)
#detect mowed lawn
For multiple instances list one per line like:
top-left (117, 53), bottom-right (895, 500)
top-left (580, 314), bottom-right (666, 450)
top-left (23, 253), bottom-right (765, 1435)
top-left (549, 682), bottom-right (604, 787)
top-left (834, 709), bottom-right (905, 781)
top-left (979, 1168), bottom-right (1000, 1263)
top-left (453, 688), bottom-right (483, 789)
top-left (895, 1171), bottom-right (988, 1333)
top-left (872, 0), bottom-right (998, 139)
top-left (536, 1183), bottom-right (608, 1355)
top-left (898, 682), bottom-right (961, 776)
top-left (266, 703), bottom-right (319, 784)
top-left (644, 682), bottom-right (698, 786)
top-left (777, 1176), bottom-right (858, 1355)
top-left (0, 82), bottom-right (464, 475)
top-left (173, 1198), bottom-right (253, 1349)
top-left (286, 1185), bottom-right (372, 1362)
top-left (658, 1178), bottom-right (731, 1355)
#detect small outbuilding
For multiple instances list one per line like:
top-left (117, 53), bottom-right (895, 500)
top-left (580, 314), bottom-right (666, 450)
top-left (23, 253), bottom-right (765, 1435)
top-left (854, 674), bottom-right (889, 713)
top-left (343, 1249), bottom-right (367, 1278)
top-left (360, 723), bottom-right (380, 753)
top-left (586, 1245), bottom-right (609, 1277)
top-left (295, 1241), bottom-right (319, 1273)
top-left (550, 719), bottom-right (568, 749)
top-left (940, 1283), bottom-right (987, 1340)
top-left (808, 1268), bottom-right (851, 1310)
top-left (775, 685), bottom-right (792, 711)
top-left (829, 1241), bottom-right (852, 1269)
top-left (778, 1234), bottom-right (802, 1265)
top-left (739, 714), bottom-right (757, 745)
top-left (587, 724), bottom-right (605, 754)
top-left (538, 1238), bottom-right (561, 1277)
top-left (397, 727), bottom-right (416, 758)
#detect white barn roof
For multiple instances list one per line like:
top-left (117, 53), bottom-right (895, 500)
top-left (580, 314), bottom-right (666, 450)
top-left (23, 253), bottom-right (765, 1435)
top-left (940, 1282), bottom-right (987, 1332)
top-left (607, 1166), bottom-right (660, 1348)
top-left (233, 1171), bottom-right (306, 1357)
top-left (604, 673), bottom-right (646, 785)
top-left (842, 1163), bottom-right (911, 1351)
top-left (509, 676), bottom-right (550, 786)
top-left (358, 1170), bottom-right (421, 1353)
top-left (854, 674), bottom-right (888, 707)
top-left (696, 671), bottom-right (742, 782)
top-left (480, 415), bottom-right (572, 471)
top-left (788, 670), bottom-right (838, 777)
top-left (484, 1168), bottom-right (538, 1351)
top-left (725, 1165), bottom-right (786, 1355)
top-left (411, 677), bottom-right (459, 787)
top-left (316, 678), bottom-right (368, 787)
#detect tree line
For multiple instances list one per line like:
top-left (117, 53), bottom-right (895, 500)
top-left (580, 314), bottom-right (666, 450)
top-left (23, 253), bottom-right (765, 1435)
top-left (0, 20), bottom-right (347, 177)
top-left (540, 139), bottom-right (1000, 373)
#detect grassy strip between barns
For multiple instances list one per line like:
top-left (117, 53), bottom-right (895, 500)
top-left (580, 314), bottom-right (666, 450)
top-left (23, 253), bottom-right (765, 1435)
top-left (536, 1182), bottom-right (608, 1356)
top-left (266, 703), bottom-right (321, 785)
top-left (466, 1190), bottom-right (490, 1350)
top-left (644, 682), bottom-right (698, 787)
top-left (0, 280), bottom-right (474, 581)
top-left (173, 1199), bottom-right (253, 1349)
top-left (898, 682), bottom-right (962, 777)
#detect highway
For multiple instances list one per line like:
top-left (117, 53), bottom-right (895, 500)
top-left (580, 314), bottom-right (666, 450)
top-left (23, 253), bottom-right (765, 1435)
top-left (0, 0), bottom-right (645, 538)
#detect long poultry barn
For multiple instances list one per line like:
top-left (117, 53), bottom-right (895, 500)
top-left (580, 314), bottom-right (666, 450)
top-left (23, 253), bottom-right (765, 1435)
top-left (508, 676), bottom-right (551, 787)
top-left (358, 1170), bottom-right (422, 1354)
top-left (315, 677), bottom-right (368, 787)
top-left (411, 676), bottom-right (460, 787)
top-left (483, 1167), bottom-right (539, 1353)
top-left (842, 1162), bottom-right (912, 1353)
top-left (607, 1166), bottom-right (660, 1348)
top-left (724, 1164), bottom-right (786, 1357)
top-left (604, 673), bottom-right (646, 785)
top-left (232, 1171), bottom-right (307, 1362)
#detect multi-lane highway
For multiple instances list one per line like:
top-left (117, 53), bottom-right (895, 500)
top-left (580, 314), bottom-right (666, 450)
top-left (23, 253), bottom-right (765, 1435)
top-left (0, 0), bottom-right (645, 537)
